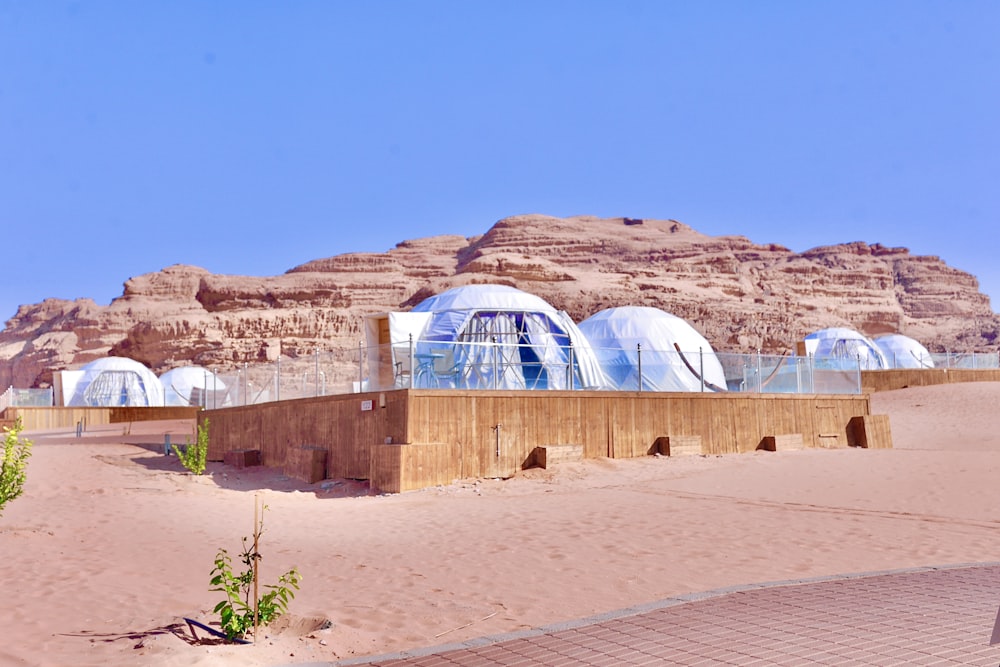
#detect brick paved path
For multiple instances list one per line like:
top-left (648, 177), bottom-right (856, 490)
top-left (322, 563), bottom-right (1000, 666)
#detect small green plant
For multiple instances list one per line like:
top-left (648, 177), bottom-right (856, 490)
top-left (173, 418), bottom-right (209, 475)
top-left (210, 500), bottom-right (301, 641)
top-left (1, 417), bottom-right (33, 517)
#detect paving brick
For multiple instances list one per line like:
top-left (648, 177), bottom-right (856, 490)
top-left (333, 564), bottom-right (1000, 667)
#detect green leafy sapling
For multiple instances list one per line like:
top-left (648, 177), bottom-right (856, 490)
top-left (173, 418), bottom-right (209, 475)
top-left (209, 501), bottom-right (301, 641)
top-left (0, 417), bottom-right (33, 517)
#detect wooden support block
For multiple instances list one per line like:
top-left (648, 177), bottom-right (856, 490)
top-left (654, 435), bottom-right (702, 456)
top-left (758, 434), bottom-right (804, 451)
top-left (848, 415), bottom-right (893, 449)
top-left (285, 446), bottom-right (328, 484)
top-left (534, 444), bottom-right (584, 469)
top-left (223, 449), bottom-right (261, 468)
top-left (817, 433), bottom-right (844, 449)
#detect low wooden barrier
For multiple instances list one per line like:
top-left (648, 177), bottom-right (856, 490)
top-left (654, 435), bottom-right (702, 456)
top-left (533, 444), bottom-right (584, 468)
top-left (205, 389), bottom-right (880, 493)
top-left (758, 434), bottom-right (804, 451)
top-left (848, 415), bottom-right (893, 449)
top-left (1, 406), bottom-right (199, 432)
top-left (861, 369), bottom-right (1000, 393)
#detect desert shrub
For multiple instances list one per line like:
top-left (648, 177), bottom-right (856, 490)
top-left (173, 418), bottom-right (209, 475)
top-left (0, 417), bottom-right (33, 517)
top-left (210, 503), bottom-right (301, 641)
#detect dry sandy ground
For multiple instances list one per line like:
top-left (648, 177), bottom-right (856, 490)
top-left (3, 383), bottom-right (1000, 666)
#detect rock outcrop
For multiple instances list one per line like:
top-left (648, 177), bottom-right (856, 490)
top-left (2, 215), bottom-right (997, 388)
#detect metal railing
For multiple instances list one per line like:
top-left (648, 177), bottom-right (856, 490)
top-left (0, 386), bottom-right (54, 412)
top-left (206, 340), bottom-right (866, 400)
top-left (9, 345), bottom-right (1000, 410)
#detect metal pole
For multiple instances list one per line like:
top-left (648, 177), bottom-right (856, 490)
top-left (637, 343), bottom-right (642, 392)
top-left (358, 341), bottom-right (364, 393)
top-left (856, 354), bottom-right (862, 394)
top-left (315, 348), bottom-right (320, 397)
top-left (699, 347), bottom-right (705, 393)
top-left (568, 343), bottom-right (575, 390)
top-left (809, 353), bottom-right (814, 394)
top-left (409, 334), bottom-right (415, 389)
top-left (243, 363), bottom-right (248, 406)
top-left (756, 349), bottom-right (762, 393)
top-left (275, 356), bottom-right (281, 402)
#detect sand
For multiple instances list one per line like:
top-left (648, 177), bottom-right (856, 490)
top-left (3, 382), bottom-right (1000, 666)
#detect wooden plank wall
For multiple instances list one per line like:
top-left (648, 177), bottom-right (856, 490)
top-left (2, 407), bottom-right (113, 431)
top-left (404, 391), bottom-right (871, 480)
top-left (861, 369), bottom-right (1000, 393)
top-left (206, 389), bottom-right (874, 493)
top-left (110, 407), bottom-right (200, 423)
top-left (205, 391), bottom-right (409, 478)
top-left (1, 406), bottom-right (200, 431)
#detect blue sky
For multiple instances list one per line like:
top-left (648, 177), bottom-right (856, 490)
top-left (2, 1), bottom-right (998, 323)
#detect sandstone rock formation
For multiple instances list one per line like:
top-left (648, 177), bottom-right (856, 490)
top-left (2, 214), bottom-right (997, 389)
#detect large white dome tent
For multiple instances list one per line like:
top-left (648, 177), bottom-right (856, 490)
top-left (874, 333), bottom-right (934, 369)
top-left (803, 327), bottom-right (888, 370)
top-left (68, 357), bottom-right (165, 407)
top-left (160, 365), bottom-right (231, 408)
top-left (577, 306), bottom-right (727, 392)
top-left (408, 284), bottom-right (606, 390)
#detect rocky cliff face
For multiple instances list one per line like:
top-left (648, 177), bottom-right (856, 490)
top-left (2, 214), bottom-right (997, 388)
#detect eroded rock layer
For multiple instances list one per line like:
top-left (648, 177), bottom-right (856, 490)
top-left (2, 215), bottom-right (997, 388)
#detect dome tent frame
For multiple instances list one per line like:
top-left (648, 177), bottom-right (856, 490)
top-left (578, 306), bottom-right (727, 392)
top-left (803, 327), bottom-right (888, 371)
top-left (68, 357), bottom-right (165, 407)
top-left (408, 285), bottom-right (606, 391)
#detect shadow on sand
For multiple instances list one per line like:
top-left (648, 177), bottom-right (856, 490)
top-left (117, 443), bottom-right (373, 499)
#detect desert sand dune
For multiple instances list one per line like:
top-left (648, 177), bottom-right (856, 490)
top-left (3, 383), bottom-right (1000, 666)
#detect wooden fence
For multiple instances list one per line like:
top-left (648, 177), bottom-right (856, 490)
top-left (861, 369), bottom-right (1000, 393)
top-left (205, 389), bottom-right (881, 493)
top-left (1, 406), bottom-right (199, 431)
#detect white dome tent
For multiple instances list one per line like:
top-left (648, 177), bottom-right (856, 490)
top-left (408, 284), bottom-right (606, 390)
top-left (874, 334), bottom-right (934, 369)
top-left (160, 365), bottom-right (230, 408)
top-left (577, 306), bottom-right (727, 392)
top-left (68, 357), bottom-right (165, 407)
top-left (803, 327), bottom-right (888, 370)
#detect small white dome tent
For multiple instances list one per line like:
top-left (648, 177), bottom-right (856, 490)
top-left (874, 334), bottom-right (934, 369)
top-left (68, 357), bottom-right (165, 407)
top-left (160, 365), bottom-right (231, 407)
top-left (803, 327), bottom-right (888, 370)
top-left (577, 306), bottom-right (727, 392)
top-left (409, 284), bottom-right (606, 390)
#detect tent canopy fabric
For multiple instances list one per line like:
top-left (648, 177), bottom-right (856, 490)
top-left (804, 327), bottom-right (888, 370)
top-left (874, 334), bottom-right (935, 369)
top-left (409, 284), bottom-right (605, 390)
top-left (160, 365), bottom-right (230, 407)
top-left (69, 357), bottom-right (165, 407)
top-left (577, 306), bottom-right (727, 392)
